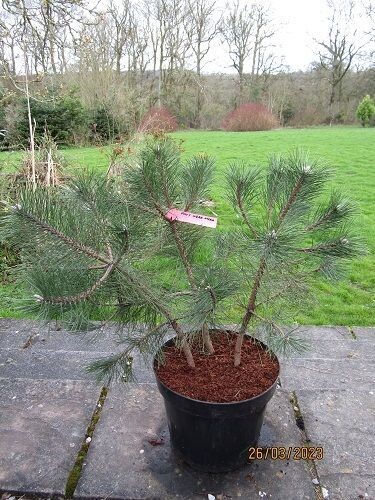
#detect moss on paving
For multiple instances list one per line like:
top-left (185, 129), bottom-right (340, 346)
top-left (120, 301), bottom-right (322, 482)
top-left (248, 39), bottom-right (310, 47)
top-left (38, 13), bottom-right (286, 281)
top-left (290, 391), bottom-right (324, 500)
top-left (65, 386), bottom-right (108, 498)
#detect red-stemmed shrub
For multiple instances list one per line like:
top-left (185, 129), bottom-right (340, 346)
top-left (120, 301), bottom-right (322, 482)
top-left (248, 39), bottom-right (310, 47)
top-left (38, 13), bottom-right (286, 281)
top-left (222, 102), bottom-right (278, 132)
top-left (139, 106), bottom-right (178, 134)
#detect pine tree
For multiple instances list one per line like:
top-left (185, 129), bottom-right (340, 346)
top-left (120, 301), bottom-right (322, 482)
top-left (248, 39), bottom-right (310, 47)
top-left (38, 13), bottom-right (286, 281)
top-left (123, 138), bottom-right (233, 353)
top-left (0, 143), bottom-right (362, 381)
top-left (225, 150), bottom-right (362, 365)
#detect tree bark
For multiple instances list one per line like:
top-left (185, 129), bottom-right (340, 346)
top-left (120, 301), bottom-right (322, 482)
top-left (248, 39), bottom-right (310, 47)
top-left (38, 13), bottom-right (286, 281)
top-left (234, 257), bottom-right (266, 366)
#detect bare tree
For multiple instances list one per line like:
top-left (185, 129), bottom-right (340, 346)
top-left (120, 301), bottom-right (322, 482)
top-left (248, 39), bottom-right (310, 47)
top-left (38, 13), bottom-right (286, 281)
top-left (185, 0), bottom-right (219, 76)
top-left (365, 1), bottom-right (375, 57)
top-left (2, 0), bottom-right (95, 75)
top-left (317, 0), bottom-right (368, 123)
top-left (107, 0), bottom-right (131, 74)
top-left (163, 0), bottom-right (190, 96)
top-left (221, 1), bottom-right (254, 104)
top-left (184, 0), bottom-right (220, 126)
top-left (145, 0), bottom-right (169, 105)
top-left (221, 1), bottom-right (277, 105)
top-left (145, 0), bottom-right (189, 105)
top-left (0, 10), bottom-right (22, 74)
top-left (250, 4), bottom-right (278, 83)
top-left (77, 13), bottom-right (116, 73)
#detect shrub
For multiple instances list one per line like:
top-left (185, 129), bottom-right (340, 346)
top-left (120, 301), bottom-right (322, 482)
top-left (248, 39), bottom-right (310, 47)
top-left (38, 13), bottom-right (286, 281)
top-left (0, 242), bottom-right (20, 284)
top-left (90, 106), bottom-right (121, 142)
top-left (221, 102), bottom-right (278, 132)
top-left (139, 106), bottom-right (178, 134)
top-left (0, 84), bottom-right (15, 150)
top-left (280, 102), bottom-right (295, 125)
top-left (16, 91), bottom-right (87, 146)
top-left (356, 95), bottom-right (375, 127)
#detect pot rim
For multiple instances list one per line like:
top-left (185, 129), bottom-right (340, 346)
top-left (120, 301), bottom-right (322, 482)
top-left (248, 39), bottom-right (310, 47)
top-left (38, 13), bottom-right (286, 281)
top-left (153, 330), bottom-right (280, 407)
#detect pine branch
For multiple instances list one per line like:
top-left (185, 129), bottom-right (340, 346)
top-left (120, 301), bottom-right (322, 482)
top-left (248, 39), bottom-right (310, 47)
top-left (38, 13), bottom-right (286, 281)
top-left (267, 152), bottom-right (329, 225)
top-left (166, 227), bottom-right (215, 353)
top-left (158, 150), bottom-right (173, 209)
top-left (225, 164), bottom-right (260, 238)
top-left (206, 285), bottom-right (217, 307)
top-left (86, 351), bottom-right (134, 383)
top-left (297, 237), bottom-right (358, 258)
top-left (182, 155), bottom-right (215, 211)
top-left (252, 311), bottom-right (285, 336)
top-left (306, 190), bottom-right (356, 231)
top-left (35, 260), bottom-right (116, 305)
top-left (254, 316), bottom-right (308, 356)
top-left (232, 155), bottom-right (329, 366)
top-left (14, 205), bottom-right (111, 265)
top-left (279, 174), bottom-right (304, 220)
top-left (237, 192), bottom-right (258, 238)
top-left (139, 164), bottom-right (167, 219)
top-left (115, 266), bottom-right (196, 368)
top-left (255, 276), bottom-right (304, 310)
top-left (129, 141), bottom-right (216, 354)
top-left (87, 321), bottom-right (172, 383)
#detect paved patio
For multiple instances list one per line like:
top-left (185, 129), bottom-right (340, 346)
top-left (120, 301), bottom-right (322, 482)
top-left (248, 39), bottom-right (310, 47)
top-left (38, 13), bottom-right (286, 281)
top-left (0, 319), bottom-right (374, 500)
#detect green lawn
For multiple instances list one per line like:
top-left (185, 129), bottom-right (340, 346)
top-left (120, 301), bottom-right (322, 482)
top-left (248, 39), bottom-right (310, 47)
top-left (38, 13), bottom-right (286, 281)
top-left (1, 127), bottom-right (374, 326)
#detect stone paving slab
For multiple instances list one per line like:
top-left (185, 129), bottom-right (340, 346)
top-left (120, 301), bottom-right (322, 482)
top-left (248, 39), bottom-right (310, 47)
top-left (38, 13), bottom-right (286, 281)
top-left (0, 319), bottom-right (120, 352)
top-left (0, 377), bottom-right (101, 497)
top-left (0, 320), bottom-right (374, 499)
top-left (75, 385), bottom-right (316, 500)
top-left (3, 320), bottom-right (373, 352)
top-left (289, 337), bottom-right (374, 360)
top-left (0, 319), bottom-right (158, 384)
top-left (289, 326), bottom-right (354, 341)
top-left (280, 357), bottom-right (375, 391)
top-left (0, 320), bottom-right (34, 349)
top-left (353, 327), bottom-right (375, 342)
top-left (296, 389), bottom-right (375, 499)
top-left (0, 347), bottom-right (99, 380)
top-left (0, 347), bottom-right (154, 383)
top-left (311, 472), bottom-right (374, 500)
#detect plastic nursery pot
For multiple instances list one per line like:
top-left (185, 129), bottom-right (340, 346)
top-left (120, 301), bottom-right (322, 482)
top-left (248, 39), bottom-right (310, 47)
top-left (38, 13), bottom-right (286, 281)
top-left (153, 334), bottom-right (280, 473)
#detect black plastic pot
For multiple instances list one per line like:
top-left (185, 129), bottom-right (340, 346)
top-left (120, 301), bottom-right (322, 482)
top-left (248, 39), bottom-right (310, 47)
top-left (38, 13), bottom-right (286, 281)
top-left (154, 335), bottom-right (280, 473)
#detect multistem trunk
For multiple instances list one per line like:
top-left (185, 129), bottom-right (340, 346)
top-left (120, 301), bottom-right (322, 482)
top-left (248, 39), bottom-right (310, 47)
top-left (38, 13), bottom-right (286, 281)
top-left (169, 220), bottom-right (214, 354)
top-left (234, 172), bottom-right (305, 366)
top-left (234, 257), bottom-right (266, 367)
top-left (202, 322), bottom-right (215, 354)
top-left (141, 166), bottom-right (211, 359)
top-left (117, 266), bottom-right (196, 369)
top-left (171, 320), bottom-right (195, 368)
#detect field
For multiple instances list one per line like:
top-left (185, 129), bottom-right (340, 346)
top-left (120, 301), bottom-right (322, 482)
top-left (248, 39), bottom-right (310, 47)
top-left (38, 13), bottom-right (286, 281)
top-left (0, 126), bottom-right (374, 325)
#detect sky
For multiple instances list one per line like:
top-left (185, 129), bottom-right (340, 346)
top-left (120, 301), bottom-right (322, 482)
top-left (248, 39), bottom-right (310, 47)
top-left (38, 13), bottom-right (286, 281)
top-left (269, 0), bottom-right (330, 70)
top-left (203, 0), bottom-right (370, 74)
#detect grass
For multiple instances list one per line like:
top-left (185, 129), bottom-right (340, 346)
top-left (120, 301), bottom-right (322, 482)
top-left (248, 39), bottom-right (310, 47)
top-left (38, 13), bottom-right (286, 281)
top-left (0, 126), bottom-right (374, 326)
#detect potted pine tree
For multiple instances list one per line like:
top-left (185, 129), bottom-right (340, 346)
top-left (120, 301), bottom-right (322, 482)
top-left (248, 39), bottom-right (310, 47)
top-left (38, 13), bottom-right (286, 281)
top-left (1, 139), bottom-right (361, 473)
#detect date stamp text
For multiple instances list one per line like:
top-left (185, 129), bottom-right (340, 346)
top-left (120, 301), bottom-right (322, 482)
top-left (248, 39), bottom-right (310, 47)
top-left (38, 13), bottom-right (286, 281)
top-left (248, 446), bottom-right (324, 461)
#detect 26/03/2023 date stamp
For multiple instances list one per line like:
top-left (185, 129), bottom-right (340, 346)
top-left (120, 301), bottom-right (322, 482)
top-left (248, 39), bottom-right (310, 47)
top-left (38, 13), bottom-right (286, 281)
top-left (248, 446), bottom-right (324, 461)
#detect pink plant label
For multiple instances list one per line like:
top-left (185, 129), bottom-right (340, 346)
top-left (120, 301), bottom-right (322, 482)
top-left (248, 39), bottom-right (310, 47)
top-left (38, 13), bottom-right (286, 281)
top-left (165, 208), bottom-right (217, 228)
